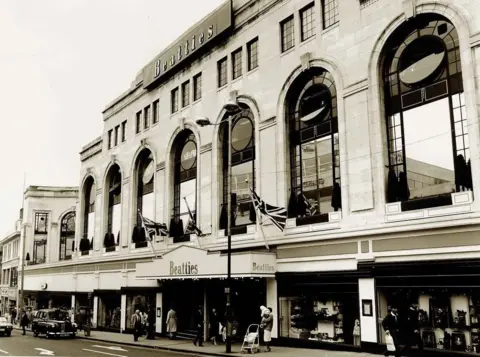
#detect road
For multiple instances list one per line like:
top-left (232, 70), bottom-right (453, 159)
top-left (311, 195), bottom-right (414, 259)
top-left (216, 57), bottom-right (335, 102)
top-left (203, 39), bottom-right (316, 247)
top-left (0, 329), bottom-right (194, 357)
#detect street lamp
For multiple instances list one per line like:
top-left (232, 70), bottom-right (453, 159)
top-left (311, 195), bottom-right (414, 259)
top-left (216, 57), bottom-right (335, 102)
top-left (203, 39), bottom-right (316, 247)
top-left (196, 100), bottom-right (241, 353)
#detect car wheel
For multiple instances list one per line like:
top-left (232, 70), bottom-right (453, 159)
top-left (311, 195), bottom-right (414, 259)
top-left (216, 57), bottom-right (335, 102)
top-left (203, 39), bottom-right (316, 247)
top-left (33, 328), bottom-right (38, 337)
top-left (5, 331), bottom-right (11, 337)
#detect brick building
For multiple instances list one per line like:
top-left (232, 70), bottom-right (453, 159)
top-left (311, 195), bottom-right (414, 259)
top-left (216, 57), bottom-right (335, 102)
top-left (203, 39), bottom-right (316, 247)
top-left (20, 0), bottom-right (480, 354)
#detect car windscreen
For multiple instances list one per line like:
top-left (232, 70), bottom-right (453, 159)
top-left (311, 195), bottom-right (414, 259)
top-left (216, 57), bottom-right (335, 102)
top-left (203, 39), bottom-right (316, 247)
top-left (47, 311), bottom-right (69, 320)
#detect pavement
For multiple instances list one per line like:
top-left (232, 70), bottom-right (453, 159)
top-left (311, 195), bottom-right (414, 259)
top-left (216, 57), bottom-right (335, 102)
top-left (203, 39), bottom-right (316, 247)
top-left (6, 327), bottom-right (378, 357)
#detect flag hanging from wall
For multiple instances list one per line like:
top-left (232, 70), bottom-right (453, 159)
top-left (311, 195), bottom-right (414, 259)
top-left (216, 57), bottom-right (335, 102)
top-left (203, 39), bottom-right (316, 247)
top-left (249, 187), bottom-right (287, 231)
top-left (137, 210), bottom-right (169, 241)
top-left (183, 197), bottom-right (204, 237)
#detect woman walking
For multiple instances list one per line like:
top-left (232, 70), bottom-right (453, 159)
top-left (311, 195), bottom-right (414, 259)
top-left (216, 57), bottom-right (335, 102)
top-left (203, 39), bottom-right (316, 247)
top-left (260, 307), bottom-right (273, 352)
top-left (166, 307), bottom-right (177, 340)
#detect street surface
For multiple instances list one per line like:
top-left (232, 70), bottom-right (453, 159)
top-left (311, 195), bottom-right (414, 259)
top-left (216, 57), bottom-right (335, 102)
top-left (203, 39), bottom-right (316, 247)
top-left (0, 329), bottom-right (192, 357)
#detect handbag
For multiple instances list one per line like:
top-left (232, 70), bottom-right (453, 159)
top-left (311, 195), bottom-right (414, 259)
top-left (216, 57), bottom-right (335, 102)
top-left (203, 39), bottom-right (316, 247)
top-left (386, 333), bottom-right (396, 352)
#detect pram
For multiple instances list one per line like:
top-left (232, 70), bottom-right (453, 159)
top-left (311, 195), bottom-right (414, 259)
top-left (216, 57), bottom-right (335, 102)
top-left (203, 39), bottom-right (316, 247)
top-left (240, 324), bottom-right (260, 354)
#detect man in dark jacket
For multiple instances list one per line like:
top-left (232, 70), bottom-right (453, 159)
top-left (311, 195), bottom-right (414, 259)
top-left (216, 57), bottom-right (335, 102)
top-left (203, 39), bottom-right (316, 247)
top-left (147, 306), bottom-right (156, 340)
top-left (403, 304), bottom-right (423, 355)
top-left (20, 310), bottom-right (29, 335)
top-left (193, 305), bottom-right (204, 347)
top-left (382, 307), bottom-right (402, 357)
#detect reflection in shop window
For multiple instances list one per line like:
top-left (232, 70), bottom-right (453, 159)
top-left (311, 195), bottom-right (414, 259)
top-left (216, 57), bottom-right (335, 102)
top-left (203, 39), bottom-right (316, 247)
top-left (287, 68), bottom-right (341, 225)
top-left (383, 15), bottom-right (472, 209)
top-left (125, 294), bottom-right (155, 331)
top-left (97, 295), bottom-right (121, 331)
top-left (220, 108), bottom-right (255, 233)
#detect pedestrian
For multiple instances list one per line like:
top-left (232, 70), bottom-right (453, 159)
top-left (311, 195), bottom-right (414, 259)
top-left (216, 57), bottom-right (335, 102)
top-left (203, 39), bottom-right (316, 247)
top-left (20, 310), bottom-right (29, 335)
top-left (209, 308), bottom-right (219, 345)
top-left (353, 319), bottom-right (361, 346)
top-left (193, 305), bottom-right (204, 347)
top-left (141, 311), bottom-right (148, 336)
top-left (260, 307), bottom-right (273, 352)
top-left (382, 307), bottom-right (402, 357)
top-left (166, 307), bottom-right (177, 340)
top-left (131, 310), bottom-right (142, 342)
top-left (147, 306), bottom-right (156, 340)
top-left (11, 308), bottom-right (17, 325)
top-left (403, 303), bottom-right (423, 355)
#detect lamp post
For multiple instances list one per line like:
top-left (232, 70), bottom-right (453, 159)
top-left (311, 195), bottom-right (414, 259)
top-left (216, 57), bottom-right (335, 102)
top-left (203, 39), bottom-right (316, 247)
top-left (196, 100), bottom-right (240, 353)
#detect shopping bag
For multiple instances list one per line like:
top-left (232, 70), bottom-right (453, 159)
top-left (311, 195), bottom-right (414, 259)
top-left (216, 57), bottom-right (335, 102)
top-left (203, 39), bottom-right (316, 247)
top-left (386, 333), bottom-right (396, 352)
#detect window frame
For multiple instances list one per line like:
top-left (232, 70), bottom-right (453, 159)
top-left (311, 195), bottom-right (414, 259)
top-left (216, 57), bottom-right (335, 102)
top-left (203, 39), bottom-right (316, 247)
top-left (322, 0), bottom-right (339, 29)
top-left (144, 106), bottom-right (150, 129)
top-left (193, 73), bottom-right (202, 101)
top-left (182, 80), bottom-right (190, 108)
top-left (152, 100), bottom-right (159, 124)
top-left (280, 15), bottom-right (295, 53)
top-left (247, 38), bottom-right (259, 71)
top-left (59, 211), bottom-right (75, 261)
top-left (114, 125), bottom-right (119, 146)
top-left (171, 87), bottom-right (179, 113)
top-left (136, 112), bottom-right (141, 134)
top-left (300, 2), bottom-right (316, 41)
top-left (121, 120), bottom-right (127, 142)
top-left (217, 57), bottom-right (228, 88)
top-left (232, 47), bottom-right (243, 80)
top-left (34, 212), bottom-right (48, 234)
top-left (108, 130), bottom-right (113, 149)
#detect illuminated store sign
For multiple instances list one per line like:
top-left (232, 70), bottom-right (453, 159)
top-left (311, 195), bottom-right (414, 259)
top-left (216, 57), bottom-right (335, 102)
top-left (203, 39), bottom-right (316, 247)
top-left (143, 1), bottom-right (232, 88)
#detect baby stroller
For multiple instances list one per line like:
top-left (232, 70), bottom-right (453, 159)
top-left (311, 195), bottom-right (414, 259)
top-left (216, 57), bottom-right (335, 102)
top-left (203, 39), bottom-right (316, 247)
top-left (241, 324), bottom-right (260, 354)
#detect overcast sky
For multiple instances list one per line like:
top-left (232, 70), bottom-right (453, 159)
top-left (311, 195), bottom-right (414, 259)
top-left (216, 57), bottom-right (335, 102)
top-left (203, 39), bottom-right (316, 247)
top-left (0, 0), bottom-right (224, 237)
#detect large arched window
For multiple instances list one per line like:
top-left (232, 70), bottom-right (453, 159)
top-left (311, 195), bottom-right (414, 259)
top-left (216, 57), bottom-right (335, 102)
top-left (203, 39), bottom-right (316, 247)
top-left (104, 164), bottom-right (122, 250)
top-left (132, 149), bottom-right (154, 248)
top-left (81, 176), bottom-right (95, 254)
top-left (382, 14), bottom-right (472, 210)
top-left (219, 106), bottom-right (256, 235)
top-left (170, 130), bottom-right (197, 243)
top-left (286, 67), bottom-right (341, 226)
top-left (60, 211), bottom-right (75, 261)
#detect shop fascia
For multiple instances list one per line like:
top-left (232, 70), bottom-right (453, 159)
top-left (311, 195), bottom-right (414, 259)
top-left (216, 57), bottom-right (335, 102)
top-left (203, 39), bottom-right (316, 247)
top-left (142, 1), bottom-right (232, 88)
top-left (137, 245), bottom-right (277, 279)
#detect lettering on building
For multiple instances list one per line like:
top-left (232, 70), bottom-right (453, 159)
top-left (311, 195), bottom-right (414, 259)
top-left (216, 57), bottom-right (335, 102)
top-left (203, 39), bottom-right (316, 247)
top-left (252, 262), bottom-right (275, 272)
top-left (169, 261), bottom-right (199, 275)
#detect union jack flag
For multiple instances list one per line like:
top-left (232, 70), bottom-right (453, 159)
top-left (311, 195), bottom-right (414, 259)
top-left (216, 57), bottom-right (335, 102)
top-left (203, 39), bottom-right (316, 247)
top-left (183, 197), bottom-right (204, 237)
top-left (138, 210), bottom-right (168, 240)
top-left (249, 187), bottom-right (287, 231)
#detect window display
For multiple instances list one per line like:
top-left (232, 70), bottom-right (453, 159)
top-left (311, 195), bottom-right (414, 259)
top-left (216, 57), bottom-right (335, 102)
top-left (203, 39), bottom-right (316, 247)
top-left (378, 289), bottom-right (480, 354)
top-left (97, 295), bottom-right (121, 331)
top-left (125, 294), bottom-right (155, 330)
top-left (279, 295), bottom-right (359, 345)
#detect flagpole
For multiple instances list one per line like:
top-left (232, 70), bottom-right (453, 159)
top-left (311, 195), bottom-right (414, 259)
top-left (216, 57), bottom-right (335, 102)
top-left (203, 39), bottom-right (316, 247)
top-left (18, 173), bottom-right (27, 315)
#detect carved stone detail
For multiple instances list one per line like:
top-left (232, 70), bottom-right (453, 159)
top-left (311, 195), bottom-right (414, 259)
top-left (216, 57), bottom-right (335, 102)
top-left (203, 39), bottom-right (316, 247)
top-left (300, 52), bottom-right (312, 71)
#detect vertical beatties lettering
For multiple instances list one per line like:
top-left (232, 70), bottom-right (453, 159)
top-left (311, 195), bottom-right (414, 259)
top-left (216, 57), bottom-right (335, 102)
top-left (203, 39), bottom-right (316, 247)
top-left (177, 46), bottom-right (182, 61)
top-left (154, 59), bottom-right (161, 77)
top-left (170, 55), bottom-right (176, 66)
top-left (199, 32), bottom-right (205, 45)
top-left (184, 41), bottom-right (189, 56)
top-left (163, 61), bottom-right (168, 72)
top-left (208, 25), bottom-right (214, 39)
top-left (191, 35), bottom-right (196, 51)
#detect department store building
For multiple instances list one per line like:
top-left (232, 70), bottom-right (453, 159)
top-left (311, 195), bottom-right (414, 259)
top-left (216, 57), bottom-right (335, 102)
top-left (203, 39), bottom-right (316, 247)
top-left (22, 0), bottom-right (480, 354)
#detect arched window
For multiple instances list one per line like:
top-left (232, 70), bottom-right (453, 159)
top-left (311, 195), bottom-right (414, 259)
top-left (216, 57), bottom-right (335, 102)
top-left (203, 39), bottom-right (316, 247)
top-left (81, 177), bottom-right (95, 254)
top-left (286, 67), bottom-right (341, 225)
top-left (170, 130), bottom-right (197, 243)
top-left (104, 165), bottom-right (122, 250)
top-left (382, 14), bottom-right (471, 210)
top-left (219, 106), bottom-right (256, 235)
top-left (60, 211), bottom-right (75, 261)
top-left (132, 149), bottom-right (154, 248)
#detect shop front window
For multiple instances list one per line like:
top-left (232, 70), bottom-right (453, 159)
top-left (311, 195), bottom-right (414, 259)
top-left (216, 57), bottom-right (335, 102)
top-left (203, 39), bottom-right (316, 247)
top-left (382, 14), bottom-right (471, 210)
top-left (278, 275), bottom-right (359, 346)
top-left (97, 295), bottom-right (121, 331)
top-left (378, 287), bottom-right (480, 354)
top-left (219, 107), bottom-right (256, 235)
top-left (286, 67), bottom-right (341, 226)
top-left (125, 294), bottom-right (155, 331)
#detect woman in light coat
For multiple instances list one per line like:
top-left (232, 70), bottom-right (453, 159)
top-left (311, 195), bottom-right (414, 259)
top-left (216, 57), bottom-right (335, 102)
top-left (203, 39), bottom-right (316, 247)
top-left (166, 307), bottom-right (177, 340)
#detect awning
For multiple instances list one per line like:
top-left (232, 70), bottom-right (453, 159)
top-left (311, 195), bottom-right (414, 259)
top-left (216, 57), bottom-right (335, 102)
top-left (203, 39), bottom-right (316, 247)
top-left (135, 245), bottom-right (277, 280)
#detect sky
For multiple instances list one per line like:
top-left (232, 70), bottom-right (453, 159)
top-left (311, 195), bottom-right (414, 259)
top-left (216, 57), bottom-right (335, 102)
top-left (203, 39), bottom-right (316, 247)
top-left (0, 0), bottom-right (224, 237)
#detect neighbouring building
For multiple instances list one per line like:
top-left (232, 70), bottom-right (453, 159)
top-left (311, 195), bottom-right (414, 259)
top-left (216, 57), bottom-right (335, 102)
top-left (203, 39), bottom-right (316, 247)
top-left (20, 0), bottom-right (480, 355)
top-left (0, 212), bottom-right (22, 315)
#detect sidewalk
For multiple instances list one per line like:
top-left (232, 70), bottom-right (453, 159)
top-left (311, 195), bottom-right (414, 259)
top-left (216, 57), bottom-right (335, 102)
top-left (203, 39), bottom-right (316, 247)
top-left (78, 330), bottom-right (377, 357)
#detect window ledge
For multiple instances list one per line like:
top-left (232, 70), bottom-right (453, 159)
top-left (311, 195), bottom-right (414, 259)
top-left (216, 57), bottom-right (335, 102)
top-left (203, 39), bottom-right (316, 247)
top-left (280, 46), bottom-right (295, 58)
top-left (217, 224), bottom-right (256, 242)
top-left (102, 246), bottom-right (120, 255)
top-left (217, 84), bottom-right (228, 92)
top-left (284, 212), bottom-right (342, 235)
top-left (300, 35), bottom-right (316, 47)
top-left (385, 191), bottom-right (473, 222)
top-left (322, 22), bottom-right (339, 35)
top-left (130, 243), bottom-right (151, 253)
top-left (78, 252), bottom-right (91, 259)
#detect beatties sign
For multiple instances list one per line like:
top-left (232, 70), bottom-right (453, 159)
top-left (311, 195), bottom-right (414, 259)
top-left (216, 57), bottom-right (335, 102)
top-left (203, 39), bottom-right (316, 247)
top-left (252, 262), bottom-right (275, 272)
top-left (170, 261), bottom-right (199, 275)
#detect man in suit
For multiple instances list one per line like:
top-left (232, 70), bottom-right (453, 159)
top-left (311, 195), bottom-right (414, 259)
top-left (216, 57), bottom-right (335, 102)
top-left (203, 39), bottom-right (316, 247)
top-left (403, 304), bottom-right (423, 355)
top-left (382, 307), bottom-right (402, 357)
top-left (193, 305), bottom-right (204, 347)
